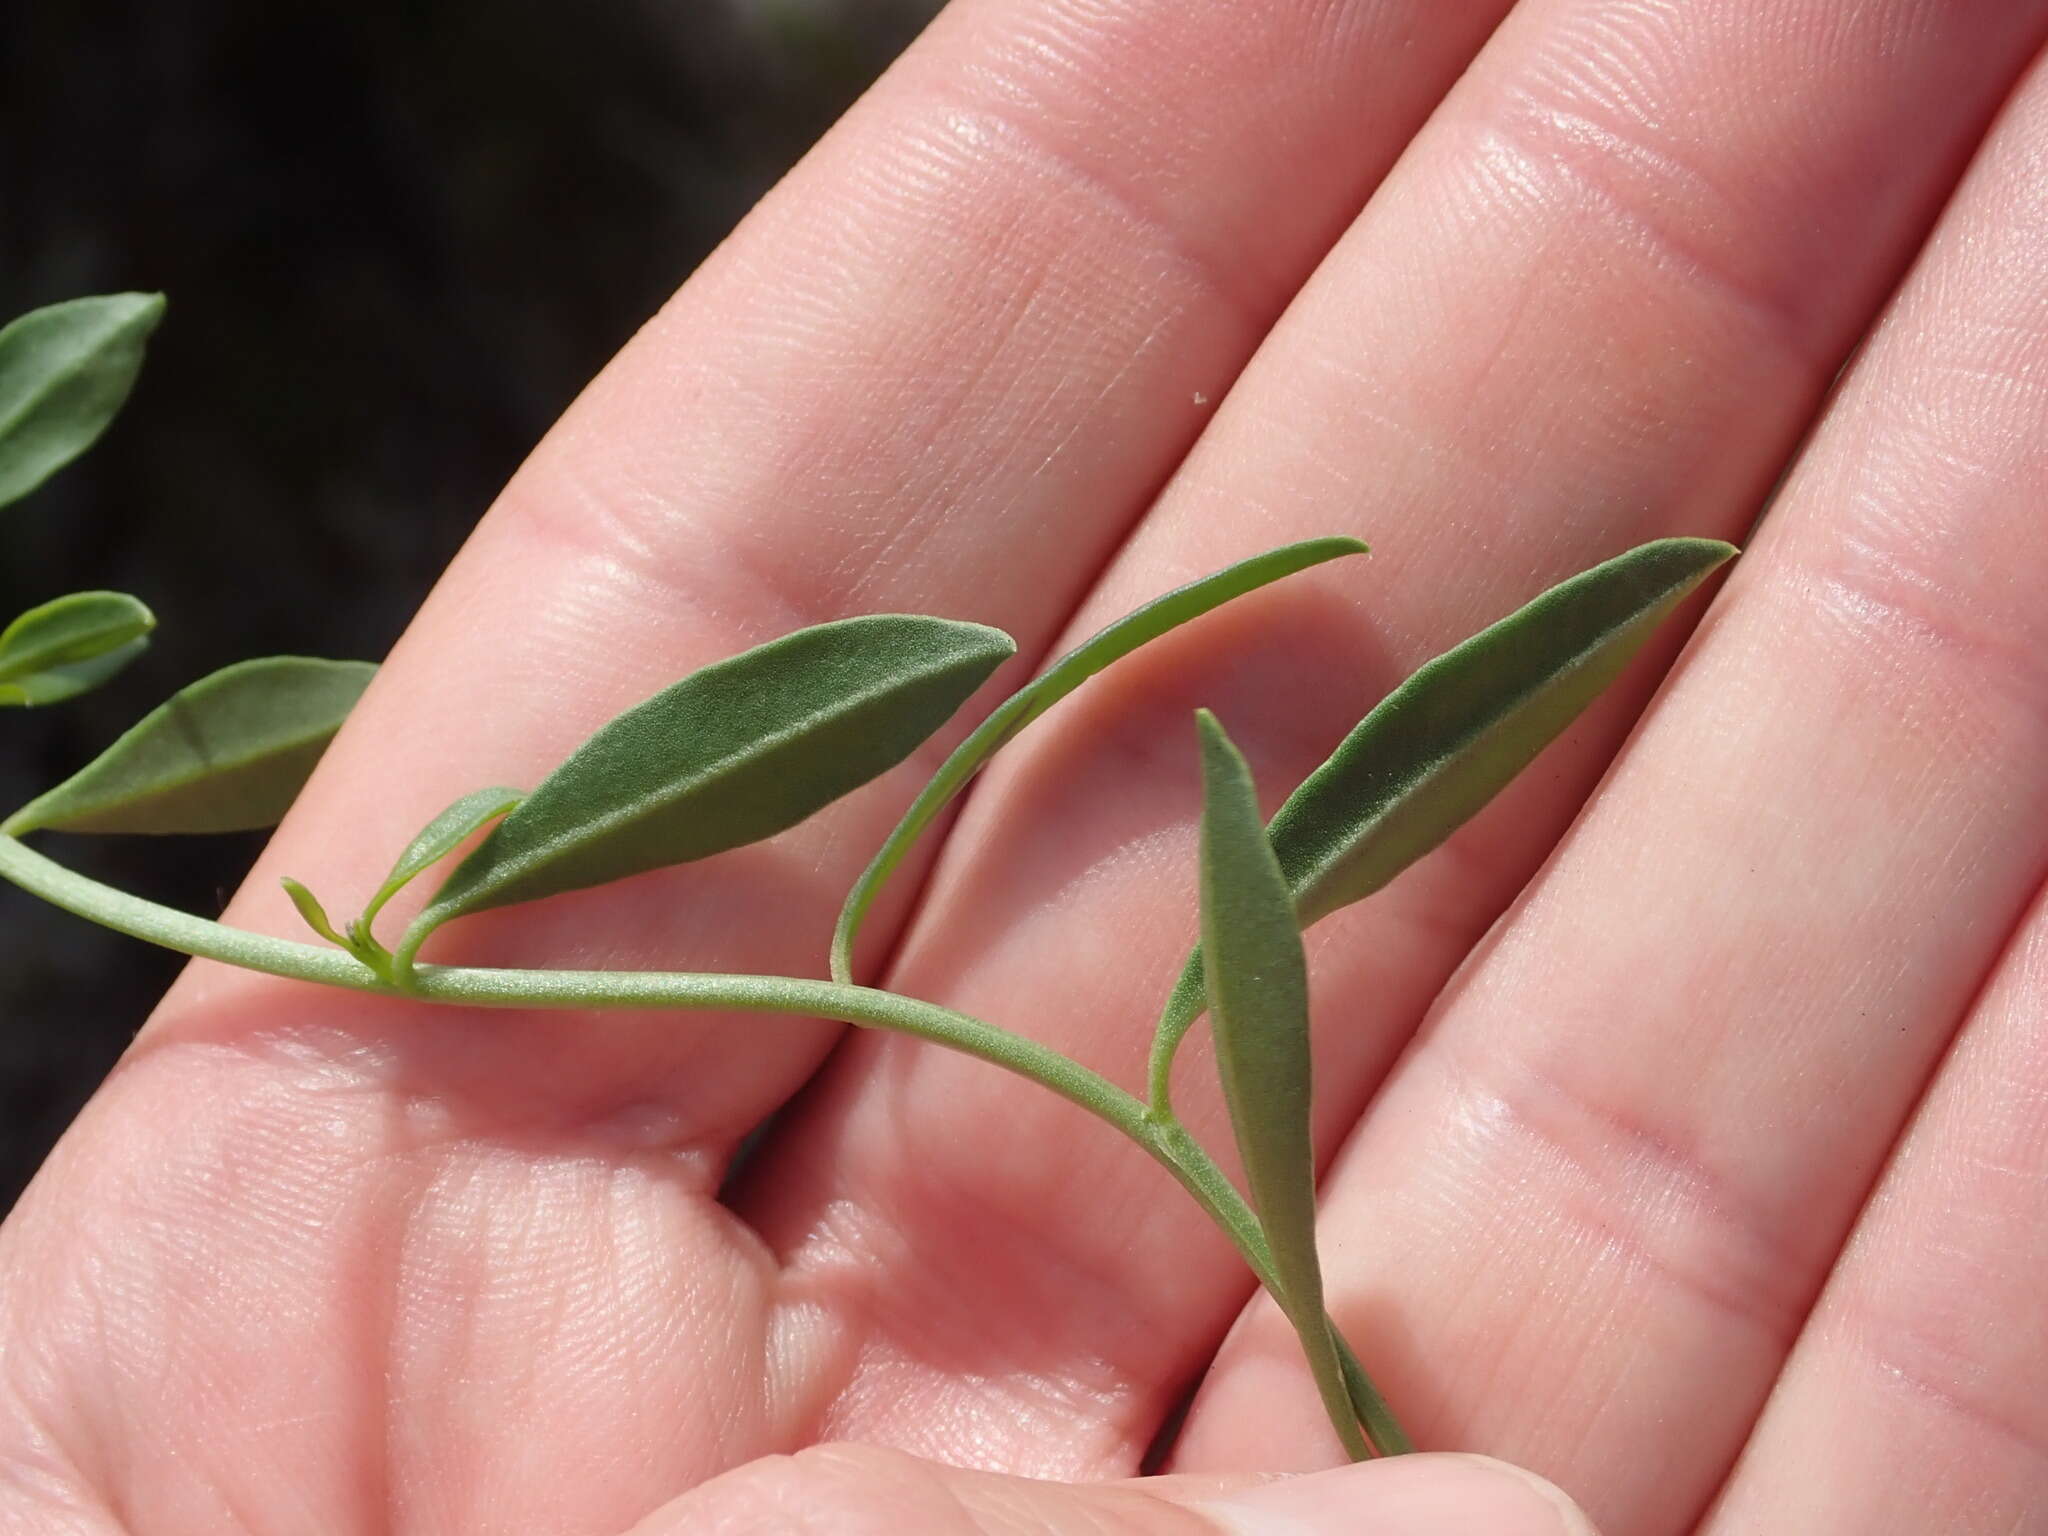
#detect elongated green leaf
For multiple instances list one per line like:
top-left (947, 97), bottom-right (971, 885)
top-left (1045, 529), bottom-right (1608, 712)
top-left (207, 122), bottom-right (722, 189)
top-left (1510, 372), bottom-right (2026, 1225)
top-left (0, 294), bottom-right (165, 508)
top-left (0, 590), bottom-right (155, 706)
top-left (1, 657), bottom-right (376, 835)
top-left (1272, 537), bottom-right (1734, 921)
top-left (355, 785), bottom-right (523, 938)
top-left (831, 536), bottom-right (1367, 980)
top-left (1196, 710), bottom-right (1365, 1461)
top-left (401, 614), bottom-right (1015, 963)
top-left (1152, 537), bottom-right (1736, 1098)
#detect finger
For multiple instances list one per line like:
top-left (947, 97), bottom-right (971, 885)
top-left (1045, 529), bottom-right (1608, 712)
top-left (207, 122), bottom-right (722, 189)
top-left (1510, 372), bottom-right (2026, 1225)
top-left (738, 0), bottom-right (2048, 1477)
top-left (143, 0), bottom-right (1520, 1141)
top-left (1186, 36), bottom-right (2048, 1535)
top-left (1702, 883), bottom-right (2048, 1533)
top-left (1698, 195), bottom-right (2048, 1536)
top-left (625, 1446), bottom-right (1594, 1536)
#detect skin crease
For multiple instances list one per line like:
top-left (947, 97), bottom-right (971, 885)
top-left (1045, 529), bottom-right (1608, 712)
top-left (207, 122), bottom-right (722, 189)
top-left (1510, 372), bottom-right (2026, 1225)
top-left (6, 0), bottom-right (2048, 1531)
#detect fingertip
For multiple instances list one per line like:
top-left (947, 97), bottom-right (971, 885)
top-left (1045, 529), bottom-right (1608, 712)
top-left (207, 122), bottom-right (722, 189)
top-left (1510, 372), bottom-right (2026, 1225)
top-left (1194, 1453), bottom-right (1597, 1536)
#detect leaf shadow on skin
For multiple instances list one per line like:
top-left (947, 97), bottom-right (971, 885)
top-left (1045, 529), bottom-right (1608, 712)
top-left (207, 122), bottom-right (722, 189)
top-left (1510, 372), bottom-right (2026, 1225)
top-left (728, 1009), bottom-right (1223, 1481)
top-left (887, 582), bottom-right (1403, 1054)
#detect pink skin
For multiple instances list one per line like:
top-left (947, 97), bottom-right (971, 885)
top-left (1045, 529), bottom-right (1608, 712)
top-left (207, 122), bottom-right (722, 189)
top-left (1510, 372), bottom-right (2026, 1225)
top-left (6, 0), bottom-right (2048, 1532)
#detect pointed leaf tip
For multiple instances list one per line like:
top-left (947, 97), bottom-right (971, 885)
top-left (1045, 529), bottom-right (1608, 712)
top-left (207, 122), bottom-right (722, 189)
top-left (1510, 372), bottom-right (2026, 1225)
top-left (1273, 535), bottom-right (1733, 926)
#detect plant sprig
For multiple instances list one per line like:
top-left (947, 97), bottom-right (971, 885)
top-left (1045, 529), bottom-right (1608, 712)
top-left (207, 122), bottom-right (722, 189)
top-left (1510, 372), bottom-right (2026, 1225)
top-left (0, 291), bottom-right (1738, 1462)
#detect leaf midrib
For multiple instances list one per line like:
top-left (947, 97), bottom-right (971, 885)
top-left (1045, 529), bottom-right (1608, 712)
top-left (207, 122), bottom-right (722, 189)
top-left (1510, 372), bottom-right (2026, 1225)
top-left (432, 643), bottom-right (988, 908)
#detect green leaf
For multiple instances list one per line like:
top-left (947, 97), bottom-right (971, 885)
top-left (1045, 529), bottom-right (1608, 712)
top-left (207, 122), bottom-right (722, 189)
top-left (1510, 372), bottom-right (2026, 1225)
top-left (0, 294), bottom-right (165, 508)
top-left (1269, 537), bottom-right (1734, 922)
top-left (0, 590), bottom-right (155, 706)
top-left (400, 614), bottom-right (1016, 965)
top-left (1195, 710), bottom-right (1366, 1461)
top-left (1152, 537), bottom-right (1736, 1101)
top-left (281, 876), bottom-right (350, 949)
top-left (354, 785), bottom-right (523, 940)
top-left (831, 536), bottom-right (1367, 980)
top-left (1, 657), bottom-right (377, 836)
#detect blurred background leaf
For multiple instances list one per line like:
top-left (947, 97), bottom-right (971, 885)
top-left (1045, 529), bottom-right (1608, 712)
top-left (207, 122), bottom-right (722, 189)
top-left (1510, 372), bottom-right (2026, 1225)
top-left (0, 0), bottom-right (944, 1210)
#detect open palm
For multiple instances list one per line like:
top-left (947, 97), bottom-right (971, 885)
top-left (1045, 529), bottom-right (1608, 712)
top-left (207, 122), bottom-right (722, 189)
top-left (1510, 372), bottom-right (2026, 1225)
top-left (9, 1), bottom-right (2048, 1532)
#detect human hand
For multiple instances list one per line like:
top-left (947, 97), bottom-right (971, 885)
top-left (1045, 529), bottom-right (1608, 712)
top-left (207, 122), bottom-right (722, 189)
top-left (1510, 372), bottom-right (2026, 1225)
top-left (7, 1), bottom-right (2048, 1532)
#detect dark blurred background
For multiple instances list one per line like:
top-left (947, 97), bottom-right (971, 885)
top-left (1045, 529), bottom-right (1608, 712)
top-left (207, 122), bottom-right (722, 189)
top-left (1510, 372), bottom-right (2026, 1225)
top-left (1, 0), bottom-right (943, 1211)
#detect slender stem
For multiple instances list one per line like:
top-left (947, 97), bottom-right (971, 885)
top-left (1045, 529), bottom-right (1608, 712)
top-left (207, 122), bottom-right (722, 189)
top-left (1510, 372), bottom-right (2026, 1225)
top-left (1144, 969), bottom-right (1204, 1119)
top-left (425, 966), bottom-right (1147, 1133)
top-left (2, 834), bottom-right (383, 989)
top-left (0, 833), bottom-right (1144, 1135)
top-left (1143, 1120), bottom-right (1410, 1457)
top-left (1147, 1120), bottom-right (1276, 1280)
top-left (0, 831), bottom-right (1410, 1454)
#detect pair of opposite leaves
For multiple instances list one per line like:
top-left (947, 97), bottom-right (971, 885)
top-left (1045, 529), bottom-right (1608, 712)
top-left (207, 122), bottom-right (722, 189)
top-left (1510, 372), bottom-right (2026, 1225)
top-left (3, 532), bottom-right (1733, 995)
top-left (0, 294), bottom-right (167, 707)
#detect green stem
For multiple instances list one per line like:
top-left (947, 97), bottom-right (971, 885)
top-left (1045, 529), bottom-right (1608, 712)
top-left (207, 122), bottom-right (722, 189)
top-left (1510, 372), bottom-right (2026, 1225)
top-left (5, 835), bottom-right (377, 989)
top-left (0, 832), bottom-right (1409, 1454)
top-left (0, 834), bottom-right (1140, 1128)
top-left (1144, 1120), bottom-right (1411, 1458)
top-left (1144, 969), bottom-right (1204, 1118)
